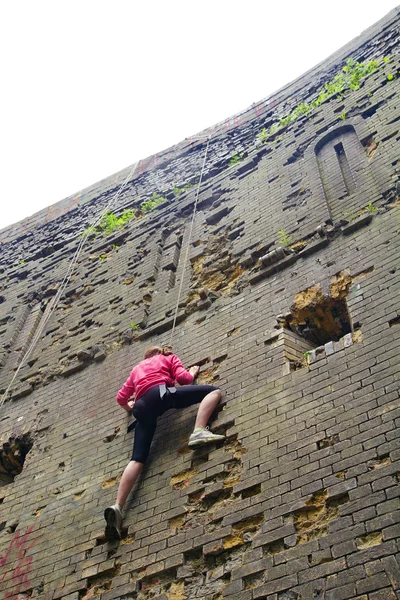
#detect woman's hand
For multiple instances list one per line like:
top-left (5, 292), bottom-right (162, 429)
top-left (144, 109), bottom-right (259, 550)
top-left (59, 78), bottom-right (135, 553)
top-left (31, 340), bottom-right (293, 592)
top-left (189, 365), bottom-right (200, 379)
top-left (127, 400), bottom-right (135, 410)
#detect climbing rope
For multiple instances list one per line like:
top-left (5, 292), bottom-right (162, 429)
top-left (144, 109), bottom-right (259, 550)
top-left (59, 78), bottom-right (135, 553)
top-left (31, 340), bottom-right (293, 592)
top-left (0, 160), bottom-right (139, 408)
top-left (169, 135), bottom-right (211, 346)
top-left (0, 133), bottom-right (212, 407)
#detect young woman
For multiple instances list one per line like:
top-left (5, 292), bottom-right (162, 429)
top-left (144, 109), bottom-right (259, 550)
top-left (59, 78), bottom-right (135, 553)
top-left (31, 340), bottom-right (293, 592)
top-left (104, 346), bottom-right (224, 541)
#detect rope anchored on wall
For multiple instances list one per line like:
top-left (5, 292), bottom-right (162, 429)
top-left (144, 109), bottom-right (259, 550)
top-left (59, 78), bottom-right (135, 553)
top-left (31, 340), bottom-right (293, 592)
top-left (0, 161), bottom-right (140, 409)
top-left (169, 135), bottom-right (211, 346)
top-left (0, 133), bottom-right (213, 408)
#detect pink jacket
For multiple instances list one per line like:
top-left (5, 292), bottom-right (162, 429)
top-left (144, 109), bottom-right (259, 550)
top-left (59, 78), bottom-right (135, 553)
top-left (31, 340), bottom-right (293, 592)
top-left (116, 353), bottom-right (194, 406)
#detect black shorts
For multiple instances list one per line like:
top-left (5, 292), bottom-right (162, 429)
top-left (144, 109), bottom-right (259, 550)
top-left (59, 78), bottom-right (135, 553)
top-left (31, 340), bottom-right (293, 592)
top-left (131, 384), bottom-right (219, 463)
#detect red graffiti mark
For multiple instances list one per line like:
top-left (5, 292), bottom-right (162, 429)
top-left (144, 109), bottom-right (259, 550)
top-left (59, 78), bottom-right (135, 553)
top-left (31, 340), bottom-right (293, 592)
top-left (86, 408), bottom-right (97, 418)
top-left (254, 102), bottom-right (265, 118)
top-left (0, 525), bottom-right (35, 599)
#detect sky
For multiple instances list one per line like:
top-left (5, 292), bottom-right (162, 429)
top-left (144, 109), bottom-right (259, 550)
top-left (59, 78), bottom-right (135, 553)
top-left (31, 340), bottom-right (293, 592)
top-left (0, 1), bottom-right (397, 230)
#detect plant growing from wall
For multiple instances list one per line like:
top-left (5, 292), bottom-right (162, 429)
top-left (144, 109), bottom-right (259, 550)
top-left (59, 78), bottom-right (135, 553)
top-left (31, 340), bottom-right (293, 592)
top-left (344, 210), bottom-right (356, 222)
top-left (344, 202), bottom-right (377, 222)
top-left (228, 153), bottom-right (244, 167)
top-left (141, 192), bottom-right (166, 214)
top-left (257, 57), bottom-right (381, 143)
top-left (173, 183), bottom-right (192, 196)
top-left (85, 208), bottom-right (136, 237)
top-left (365, 201), bottom-right (377, 215)
top-left (277, 229), bottom-right (292, 247)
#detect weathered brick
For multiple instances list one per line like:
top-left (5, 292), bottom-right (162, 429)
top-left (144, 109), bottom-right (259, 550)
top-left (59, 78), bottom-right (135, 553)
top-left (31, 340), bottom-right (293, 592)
top-left (1, 14), bottom-right (400, 600)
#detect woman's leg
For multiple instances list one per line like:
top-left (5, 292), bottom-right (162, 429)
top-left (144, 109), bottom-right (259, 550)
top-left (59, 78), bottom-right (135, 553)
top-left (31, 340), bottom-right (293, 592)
top-left (115, 408), bottom-right (158, 508)
top-left (169, 385), bottom-right (224, 447)
top-left (194, 388), bottom-right (222, 429)
top-left (116, 460), bottom-right (144, 509)
top-left (105, 391), bottom-right (159, 541)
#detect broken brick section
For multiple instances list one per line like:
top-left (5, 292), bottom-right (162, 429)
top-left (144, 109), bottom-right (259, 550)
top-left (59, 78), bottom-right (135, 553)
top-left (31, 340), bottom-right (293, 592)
top-left (1, 8), bottom-right (400, 600)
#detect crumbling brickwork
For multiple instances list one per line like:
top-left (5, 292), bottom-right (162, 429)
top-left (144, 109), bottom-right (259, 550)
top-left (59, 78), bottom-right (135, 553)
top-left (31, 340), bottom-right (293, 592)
top-left (0, 8), bottom-right (400, 600)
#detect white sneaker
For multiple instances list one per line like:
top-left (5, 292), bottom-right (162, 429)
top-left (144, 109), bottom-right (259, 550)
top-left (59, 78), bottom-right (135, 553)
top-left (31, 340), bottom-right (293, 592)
top-left (188, 427), bottom-right (225, 448)
top-left (104, 504), bottom-right (122, 541)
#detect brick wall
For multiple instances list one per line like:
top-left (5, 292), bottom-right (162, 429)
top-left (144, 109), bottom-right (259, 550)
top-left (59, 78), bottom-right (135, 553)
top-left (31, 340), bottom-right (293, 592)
top-left (0, 9), bottom-right (399, 600)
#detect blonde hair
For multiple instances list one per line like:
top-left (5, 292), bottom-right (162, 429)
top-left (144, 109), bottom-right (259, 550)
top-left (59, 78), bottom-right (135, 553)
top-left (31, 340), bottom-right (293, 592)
top-left (144, 346), bottom-right (173, 359)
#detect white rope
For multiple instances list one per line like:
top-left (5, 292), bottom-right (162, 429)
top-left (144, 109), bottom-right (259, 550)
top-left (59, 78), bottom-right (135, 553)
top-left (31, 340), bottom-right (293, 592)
top-left (0, 161), bottom-right (139, 408)
top-left (169, 136), bottom-right (211, 346)
top-left (1, 133), bottom-right (213, 406)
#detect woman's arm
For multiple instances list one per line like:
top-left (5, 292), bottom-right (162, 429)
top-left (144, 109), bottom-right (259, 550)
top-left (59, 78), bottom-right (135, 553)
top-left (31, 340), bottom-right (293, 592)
top-left (120, 400), bottom-right (135, 413)
top-left (170, 355), bottom-right (198, 385)
top-left (116, 371), bottom-right (136, 407)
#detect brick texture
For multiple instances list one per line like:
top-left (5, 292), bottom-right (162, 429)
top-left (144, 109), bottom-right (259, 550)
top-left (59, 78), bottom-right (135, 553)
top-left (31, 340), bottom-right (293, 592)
top-left (0, 8), bottom-right (400, 600)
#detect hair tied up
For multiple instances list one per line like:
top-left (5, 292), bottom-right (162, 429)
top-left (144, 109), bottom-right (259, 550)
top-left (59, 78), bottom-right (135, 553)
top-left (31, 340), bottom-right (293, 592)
top-left (144, 345), bottom-right (173, 359)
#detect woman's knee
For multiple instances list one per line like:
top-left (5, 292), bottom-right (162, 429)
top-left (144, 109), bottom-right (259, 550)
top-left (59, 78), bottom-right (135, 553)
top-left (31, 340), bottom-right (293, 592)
top-left (209, 386), bottom-right (221, 400)
top-left (131, 449), bottom-right (150, 463)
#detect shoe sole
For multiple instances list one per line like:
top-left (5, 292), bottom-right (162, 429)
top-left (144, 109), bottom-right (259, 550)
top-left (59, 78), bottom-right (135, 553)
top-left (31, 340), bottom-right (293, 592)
top-left (104, 508), bottom-right (122, 542)
top-left (188, 436), bottom-right (225, 447)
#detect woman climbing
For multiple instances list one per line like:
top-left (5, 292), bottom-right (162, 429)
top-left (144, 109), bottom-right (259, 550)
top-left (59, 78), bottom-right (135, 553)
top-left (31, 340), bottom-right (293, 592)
top-left (104, 345), bottom-right (224, 541)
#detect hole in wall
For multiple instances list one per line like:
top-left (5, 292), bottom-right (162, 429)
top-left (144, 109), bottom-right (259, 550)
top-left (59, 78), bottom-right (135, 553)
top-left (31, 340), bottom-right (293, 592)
top-left (276, 270), bottom-right (369, 371)
top-left (317, 434), bottom-right (340, 449)
top-left (283, 285), bottom-right (352, 346)
top-left (0, 433), bottom-right (33, 486)
top-left (292, 490), bottom-right (349, 544)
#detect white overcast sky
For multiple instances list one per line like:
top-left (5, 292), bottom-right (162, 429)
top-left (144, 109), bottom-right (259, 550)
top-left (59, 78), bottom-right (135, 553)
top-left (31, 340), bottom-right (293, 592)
top-left (0, 1), bottom-right (397, 230)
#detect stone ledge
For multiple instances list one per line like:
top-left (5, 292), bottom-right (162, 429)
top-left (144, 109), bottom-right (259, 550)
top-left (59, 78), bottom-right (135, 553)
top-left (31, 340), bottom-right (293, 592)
top-left (342, 213), bottom-right (373, 235)
top-left (299, 237), bottom-right (330, 257)
top-left (249, 255), bottom-right (298, 285)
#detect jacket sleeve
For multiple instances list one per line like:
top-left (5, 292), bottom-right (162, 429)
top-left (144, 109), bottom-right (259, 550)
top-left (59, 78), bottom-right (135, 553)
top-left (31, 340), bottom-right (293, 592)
top-left (116, 370), bottom-right (136, 406)
top-left (170, 354), bottom-right (194, 385)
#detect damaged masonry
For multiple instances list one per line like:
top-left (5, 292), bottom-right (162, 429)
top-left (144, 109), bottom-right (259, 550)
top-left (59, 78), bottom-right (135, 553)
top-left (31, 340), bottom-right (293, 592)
top-left (1, 8), bottom-right (400, 600)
